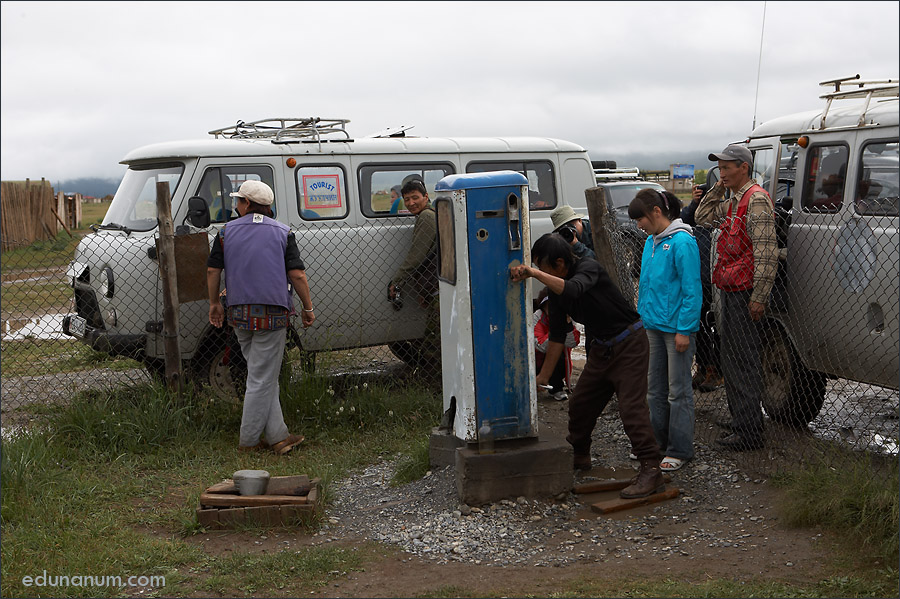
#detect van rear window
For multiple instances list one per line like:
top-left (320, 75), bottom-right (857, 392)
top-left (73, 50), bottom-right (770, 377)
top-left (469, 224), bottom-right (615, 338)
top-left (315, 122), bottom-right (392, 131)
top-left (358, 163), bottom-right (455, 217)
top-left (855, 141), bottom-right (899, 217)
top-left (466, 160), bottom-right (557, 210)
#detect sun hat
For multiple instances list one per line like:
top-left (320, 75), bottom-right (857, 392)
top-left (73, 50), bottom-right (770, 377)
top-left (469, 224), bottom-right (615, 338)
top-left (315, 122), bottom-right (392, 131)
top-left (230, 180), bottom-right (274, 206)
top-left (550, 205), bottom-right (585, 231)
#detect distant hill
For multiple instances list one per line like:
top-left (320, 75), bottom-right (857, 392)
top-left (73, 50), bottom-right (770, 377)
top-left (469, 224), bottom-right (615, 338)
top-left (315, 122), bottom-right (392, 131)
top-left (589, 151), bottom-right (714, 173)
top-left (55, 177), bottom-right (119, 198)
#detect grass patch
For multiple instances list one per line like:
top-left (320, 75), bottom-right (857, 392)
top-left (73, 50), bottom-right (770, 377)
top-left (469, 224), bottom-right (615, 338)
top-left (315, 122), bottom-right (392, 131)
top-left (0, 339), bottom-right (141, 377)
top-left (392, 432), bottom-right (431, 485)
top-left (527, 574), bottom-right (899, 598)
top-left (1, 231), bottom-right (81, 270)
top-left (772, 451), bottom-right (899, 562)
top-left (0, 375), bottom-right (442, 597)
top-left (1, 278), bottom-right (71, 315)
top-left (78, 200), bottom-right (111, 231)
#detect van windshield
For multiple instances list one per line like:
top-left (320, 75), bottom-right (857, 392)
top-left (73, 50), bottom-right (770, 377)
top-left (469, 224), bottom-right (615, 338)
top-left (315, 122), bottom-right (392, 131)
top-left (103, 164), bottom-right (184, 232)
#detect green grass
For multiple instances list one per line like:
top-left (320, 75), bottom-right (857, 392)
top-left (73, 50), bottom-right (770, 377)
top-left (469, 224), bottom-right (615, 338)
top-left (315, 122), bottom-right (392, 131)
top-left (78, 200), bottom-right (111, 231)
top-left (1, 231), bottom-right (81, 270)
top-left (0, 376), bottom-right (441, 598)
top-left (2, 375), bottom-right (896, 598)
top-left (0, 339), bottom-right (141, 377)
top-left (772, 452), bottom-right (899, 562)
top-left (415, 573), bottom-right (897, 598)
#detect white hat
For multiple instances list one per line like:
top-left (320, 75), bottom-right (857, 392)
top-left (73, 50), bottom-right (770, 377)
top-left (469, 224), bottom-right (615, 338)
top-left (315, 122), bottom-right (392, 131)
top-left (230, 180), bottom-right (274, 206)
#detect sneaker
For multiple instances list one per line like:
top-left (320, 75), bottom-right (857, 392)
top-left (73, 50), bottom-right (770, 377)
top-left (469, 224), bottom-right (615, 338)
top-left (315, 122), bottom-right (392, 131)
top-left (551, 390), bottom-right (568, 402)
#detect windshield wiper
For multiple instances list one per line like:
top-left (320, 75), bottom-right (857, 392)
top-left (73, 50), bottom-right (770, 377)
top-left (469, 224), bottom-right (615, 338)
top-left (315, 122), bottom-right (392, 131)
top-left (97, 222), bottom-right (133, 234)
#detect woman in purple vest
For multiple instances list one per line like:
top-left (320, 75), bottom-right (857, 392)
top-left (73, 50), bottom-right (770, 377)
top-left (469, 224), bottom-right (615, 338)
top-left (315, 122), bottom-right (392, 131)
top-left (207, 180), bottom-right (315, 455)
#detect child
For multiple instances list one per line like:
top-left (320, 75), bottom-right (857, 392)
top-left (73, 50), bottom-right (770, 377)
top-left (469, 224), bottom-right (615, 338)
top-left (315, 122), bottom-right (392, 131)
top-left (628, 189), bottom-right (702, 472)
top-left (534, 287), bottom-right (580, 401)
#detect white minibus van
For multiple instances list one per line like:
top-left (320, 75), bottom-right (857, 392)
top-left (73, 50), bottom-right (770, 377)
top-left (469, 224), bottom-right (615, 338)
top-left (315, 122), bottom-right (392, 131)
top-left (62, 118), bottom-right (597, 394)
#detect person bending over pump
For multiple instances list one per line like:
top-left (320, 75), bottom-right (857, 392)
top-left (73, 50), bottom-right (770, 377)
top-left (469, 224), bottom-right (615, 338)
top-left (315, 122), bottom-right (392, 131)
top-left (510, 233), bottom-right (664, 499)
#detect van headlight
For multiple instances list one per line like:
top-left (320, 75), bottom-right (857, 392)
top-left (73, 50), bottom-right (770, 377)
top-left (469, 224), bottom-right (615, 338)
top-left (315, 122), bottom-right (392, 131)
top-left (99, 266), bottom-right (115, 298)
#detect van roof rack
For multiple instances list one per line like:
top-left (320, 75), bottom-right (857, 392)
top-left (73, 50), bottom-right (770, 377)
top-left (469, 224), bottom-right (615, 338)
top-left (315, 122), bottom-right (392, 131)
top-left (208, 118), bottom-right (353, 148)
top-left (817, 75), bottom-right (899, 129)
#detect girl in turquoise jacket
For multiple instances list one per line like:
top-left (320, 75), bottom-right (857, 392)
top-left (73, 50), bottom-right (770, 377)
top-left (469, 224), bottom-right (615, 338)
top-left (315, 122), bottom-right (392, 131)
top-left (629, 188), bottom-right (702, 472)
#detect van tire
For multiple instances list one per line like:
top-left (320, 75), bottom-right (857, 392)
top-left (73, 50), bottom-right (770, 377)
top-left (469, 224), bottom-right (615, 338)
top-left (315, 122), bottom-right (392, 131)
top-left (761, 323), bottom-right (826, 427)
top-left (389, 340), bottom-right (437, 369)
top-left (191, 330), bottom-right (247, 402)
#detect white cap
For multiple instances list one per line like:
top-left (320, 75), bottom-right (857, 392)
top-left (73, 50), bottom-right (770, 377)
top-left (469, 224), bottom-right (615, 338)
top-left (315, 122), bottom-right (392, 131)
top-left (230, 180), bottom-right (274, 206)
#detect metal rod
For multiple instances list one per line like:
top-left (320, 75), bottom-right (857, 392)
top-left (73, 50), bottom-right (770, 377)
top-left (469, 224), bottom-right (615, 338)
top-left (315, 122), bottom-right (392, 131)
top-left (752, 1), bottom-right (767, 131)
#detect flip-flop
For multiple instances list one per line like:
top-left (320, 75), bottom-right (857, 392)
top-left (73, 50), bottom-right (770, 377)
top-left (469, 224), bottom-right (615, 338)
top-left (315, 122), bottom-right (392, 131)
top-left (271, 434), bottom-right (305, 455)
top-left (660, 456), bottom-right (685, 472)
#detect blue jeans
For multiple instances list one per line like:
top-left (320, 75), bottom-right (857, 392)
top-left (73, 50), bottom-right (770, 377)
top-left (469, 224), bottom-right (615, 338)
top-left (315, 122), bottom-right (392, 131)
top-left (646, 328), bottom-right (696, 461)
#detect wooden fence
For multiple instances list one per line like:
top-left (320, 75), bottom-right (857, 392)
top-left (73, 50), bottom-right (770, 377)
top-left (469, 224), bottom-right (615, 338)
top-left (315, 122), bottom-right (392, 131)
top-left (1, 179), bottom-right (58, 251)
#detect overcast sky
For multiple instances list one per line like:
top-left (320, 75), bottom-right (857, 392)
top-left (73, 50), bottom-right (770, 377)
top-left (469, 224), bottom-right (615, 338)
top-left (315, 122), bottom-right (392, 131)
top-left (2, 1), bottom-right (898, 182)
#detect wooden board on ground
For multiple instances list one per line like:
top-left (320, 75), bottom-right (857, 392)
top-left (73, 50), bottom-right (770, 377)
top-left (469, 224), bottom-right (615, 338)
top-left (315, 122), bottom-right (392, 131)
top-left (573, 473), bottom-right (672, 494)
top-left (591, 486), bottom-right (680, 515)
top-left (205, 474), bottom-right (311, 496)
top-left (197, 476), bottom-right (320, 529)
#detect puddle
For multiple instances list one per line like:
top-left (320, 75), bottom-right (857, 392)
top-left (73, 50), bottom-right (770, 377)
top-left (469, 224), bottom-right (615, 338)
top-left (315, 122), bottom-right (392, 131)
top-left (2, 314), bottom-right (68, 341)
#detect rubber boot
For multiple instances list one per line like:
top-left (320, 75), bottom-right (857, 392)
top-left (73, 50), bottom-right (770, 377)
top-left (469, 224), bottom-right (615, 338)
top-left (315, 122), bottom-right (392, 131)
top-left (620, 459), bottom-right (665, 499)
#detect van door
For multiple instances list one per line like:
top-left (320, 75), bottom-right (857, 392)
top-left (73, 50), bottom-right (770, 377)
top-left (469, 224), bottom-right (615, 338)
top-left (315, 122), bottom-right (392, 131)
top-left (289, 160), bottom-right (358, 352)
top-left (782, 130), bottom-right (899, 386)
top-left (172, 160), bottom-right (279, 359)
top-left (353, 159), bottom-right (456, 348)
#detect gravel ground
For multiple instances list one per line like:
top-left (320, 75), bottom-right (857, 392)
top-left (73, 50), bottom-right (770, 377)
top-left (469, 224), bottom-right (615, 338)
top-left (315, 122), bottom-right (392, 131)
top-left (315, 399), bottom-right (804, 570)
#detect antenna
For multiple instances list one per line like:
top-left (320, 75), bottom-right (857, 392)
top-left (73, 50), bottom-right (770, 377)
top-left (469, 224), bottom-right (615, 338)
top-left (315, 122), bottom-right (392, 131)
top-left (751, 1), bottom-right (767, 130)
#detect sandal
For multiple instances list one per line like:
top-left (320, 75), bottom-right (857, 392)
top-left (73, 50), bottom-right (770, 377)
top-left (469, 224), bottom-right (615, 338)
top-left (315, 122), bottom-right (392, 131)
top-left (660, 456), bottom-right (685, 472)
top-left (271, 434), bottom-right (305, 455)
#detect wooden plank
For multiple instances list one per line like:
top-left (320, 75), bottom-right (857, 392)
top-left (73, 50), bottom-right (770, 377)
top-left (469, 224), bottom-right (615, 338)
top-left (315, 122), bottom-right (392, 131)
top-left (205, 475), bottom-right (311, 496)
top-left (245, 505), bottom-right (284, 527)
top-left (205, 480), bottom-right (238, 494)
top-left (196, 508), bottom-right (220, 528)
top-left (591, 487), bottom-right (680, 515)
top-left (573, 474), bottom-right (672, 494)
top-left (268, 475), bottom-right (311, 496)
top-left (51, 206), bottom-right (71, 236)
top-left (199, 493), bottom-right (309, 508)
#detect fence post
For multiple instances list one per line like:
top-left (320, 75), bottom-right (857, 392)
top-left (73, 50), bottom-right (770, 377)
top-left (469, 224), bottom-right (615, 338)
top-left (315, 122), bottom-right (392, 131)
top-left (156, 181), bottom-right (183, 393)
top-left (584, 186), bottom-right (636, 309)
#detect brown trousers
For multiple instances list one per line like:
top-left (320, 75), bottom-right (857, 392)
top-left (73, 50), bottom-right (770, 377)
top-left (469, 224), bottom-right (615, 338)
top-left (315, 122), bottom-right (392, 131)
top-left (567, 328), bottom-right (661, 462)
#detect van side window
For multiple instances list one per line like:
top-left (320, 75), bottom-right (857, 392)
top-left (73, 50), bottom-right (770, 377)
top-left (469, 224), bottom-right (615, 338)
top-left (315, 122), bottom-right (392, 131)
top-left (855, 141), bottom-right (899, 217)
top-left (296, 165), bottom-right (348, 220)
top-left (358, 163), bottom-right (454, 217)
top-left (801, 145), bottom-right (848, 213)
top-left (466, 161), bottom-right (557, 210)
top-left (195, 166), bottom-right (275, 222)
top-left (751, 147), bottom-right (776, 192)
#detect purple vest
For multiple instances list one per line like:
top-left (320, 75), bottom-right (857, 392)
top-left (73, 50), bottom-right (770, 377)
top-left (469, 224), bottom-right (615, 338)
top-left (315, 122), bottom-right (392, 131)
top-left (222, 214), bottom-right (293, 309)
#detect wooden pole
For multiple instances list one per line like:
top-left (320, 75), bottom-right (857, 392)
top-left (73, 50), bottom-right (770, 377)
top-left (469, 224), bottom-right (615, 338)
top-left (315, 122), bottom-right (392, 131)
top-left (50, 207), bottom-right (71, 237)
top-left (584, 187), bottom-right (636, 309)
top-left (156, 181), bottom-right (183, 393)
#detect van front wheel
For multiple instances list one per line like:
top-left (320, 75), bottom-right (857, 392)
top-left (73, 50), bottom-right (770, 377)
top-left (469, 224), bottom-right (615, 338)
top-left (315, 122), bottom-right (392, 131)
top-left (761, 324), bottom-right (826, 427)
top-left (191, 332), bottom-right (247, 402)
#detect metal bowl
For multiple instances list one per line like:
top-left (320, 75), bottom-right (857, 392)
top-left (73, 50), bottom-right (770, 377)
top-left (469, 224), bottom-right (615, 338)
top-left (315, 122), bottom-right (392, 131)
top-left (233, 469), bottom-right (270, 496)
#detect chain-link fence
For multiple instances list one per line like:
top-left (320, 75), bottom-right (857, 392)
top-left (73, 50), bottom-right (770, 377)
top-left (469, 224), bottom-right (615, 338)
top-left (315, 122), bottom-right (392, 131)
top-left (599, 195), bottom-right (899, 473)
top-left (2, 205), bottom-right (898, 474)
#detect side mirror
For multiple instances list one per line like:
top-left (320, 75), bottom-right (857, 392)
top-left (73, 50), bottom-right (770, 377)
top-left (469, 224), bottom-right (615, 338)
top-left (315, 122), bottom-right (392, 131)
top-left (186, 196), bottom-right (211, 228)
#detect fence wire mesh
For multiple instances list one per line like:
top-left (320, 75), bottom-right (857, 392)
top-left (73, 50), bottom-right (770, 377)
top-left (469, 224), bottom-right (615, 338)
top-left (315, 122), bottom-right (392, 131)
top-left (2, 203), bottom-right (898, 475)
